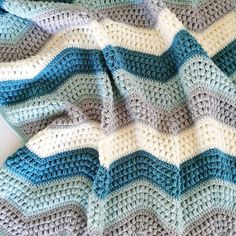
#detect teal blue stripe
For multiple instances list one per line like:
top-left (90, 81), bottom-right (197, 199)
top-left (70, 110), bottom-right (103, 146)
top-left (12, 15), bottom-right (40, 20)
top-left (104, 30), bottom-right (206, 78)
top-left (1, 168), bottom-right (235, 231)
top-left (2, 73), bottom-right (106, 125)
top-left (4, 146), bottom-right (236, 199)
top-left (0, 1), bottom-right (4, 8)
top-left (5, 146), bottom-right (99, 183)
top-left (212, 39), bottom-right (236, 77)
top-left (95, 148), bottom-right (236, 198)
top-left (0, 30), bottom-right (206, 106)
top-left (0, 48), bottom-right (107, 105)
top-left (3, 62), bottom-right (236, 127)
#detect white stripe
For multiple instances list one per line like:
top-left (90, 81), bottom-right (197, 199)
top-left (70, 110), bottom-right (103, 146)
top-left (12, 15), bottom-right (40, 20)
top-left (26, 117), bottom-right (236, 167)
top-left (1, 10), bottom-right (233, 81)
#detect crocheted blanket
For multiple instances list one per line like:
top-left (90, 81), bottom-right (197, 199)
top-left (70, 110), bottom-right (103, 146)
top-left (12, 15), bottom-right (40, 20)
top-left (0, 0), bottom-right (235, 235)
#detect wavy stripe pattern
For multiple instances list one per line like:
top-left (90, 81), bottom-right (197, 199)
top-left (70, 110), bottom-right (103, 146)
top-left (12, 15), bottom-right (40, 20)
top-left (1, 200), bottom-right (235, 236)
top-left (24, 118), bottom-right (236, 166)
top-left (0, 0), bottom-right (235, 235)
top-left (0, 199), bottom-right (88, 236)
top-left (4, 146), bottom-right (236, 197)
top-left (6, 88), bottom-right (236, 136)
top-left (1, 12), bottom-right (235, 64)
top-left (0, 168), bottom-right (235, 231)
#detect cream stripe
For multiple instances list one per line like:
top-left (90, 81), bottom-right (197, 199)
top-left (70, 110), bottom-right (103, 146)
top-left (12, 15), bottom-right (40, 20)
top-left (89, 20), bottom-right (167, 54)
top-left (0, 16), bottom-right (167, 81)
top-left (192, 12), bottom-right (236, 56)
top-left (0, 26), bottom-right (99, 81)
top-left (0, 10), bottom-right (234, 81)
top-left (157, 8), bottom-right (184, 47)
top-left (26, 117), bottom-right (236, 167)
top-left (26, 122), bottom-right (100, 157)
top-left (4, 65), bottom-right (233, 127)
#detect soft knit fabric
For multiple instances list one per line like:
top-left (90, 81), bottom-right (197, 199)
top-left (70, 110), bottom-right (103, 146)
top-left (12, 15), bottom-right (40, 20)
top-left (0, 0), bottom-right (236, 235)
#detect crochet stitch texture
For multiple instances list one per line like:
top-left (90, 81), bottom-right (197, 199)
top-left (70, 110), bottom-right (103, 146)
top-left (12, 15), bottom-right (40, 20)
top-left (0, 0), bottom-right (236, 235)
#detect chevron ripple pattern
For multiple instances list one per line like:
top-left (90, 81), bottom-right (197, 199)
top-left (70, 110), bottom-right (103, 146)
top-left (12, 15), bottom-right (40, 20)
top-left (0, 0), bottom-right (235, 235)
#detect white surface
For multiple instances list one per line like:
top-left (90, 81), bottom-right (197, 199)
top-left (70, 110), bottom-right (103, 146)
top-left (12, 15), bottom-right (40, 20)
top-left (0, 116), bottom-right (23, 166)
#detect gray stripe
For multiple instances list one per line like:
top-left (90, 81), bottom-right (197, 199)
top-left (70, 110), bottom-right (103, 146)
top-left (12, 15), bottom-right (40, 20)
top-left (34, 3), bottom-right (158, 33)
top-left (35, 8), bottom-right (95, 33)
top-left (97, 2), bottom-right (158, 28)
top-left (184, 209), bottom-right (236, 235)
top-left (49, 88), bottom-right (236, 134)
top-left (19, 113), bottom-right (65, 139)
top-left (1, 0), bottom-right (232, 35)
top-left (28, 0), bottom-right (233, 33)
top-left (168, 0), bottom-right (234, 32)
top-left (1, 199), bottom-right (235, 236)
top-left (87, 209), bottom-right (236, 235)
top-left (0, 0), bottom-right (231, 61)
top-left (0, 25), bottom-right (50, 62)
top-left (87, 209), bottom-right (177, 235)
top-left (0, 199), bottom-right (87, 236)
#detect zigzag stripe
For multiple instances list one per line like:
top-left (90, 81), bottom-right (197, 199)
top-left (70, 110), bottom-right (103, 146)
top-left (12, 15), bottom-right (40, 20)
top-left (99, 148), bottom-right (236, 197)
top-left (1, 201), bottom-right (173, 236)
top-left (191, 12), bottom-right (236, 57)
top-left (0, 28), bottom-right (50, 63)
top-left (0, 13), bottom-right (50, 62)
top-left (0, 22), bottom-right (234, 103)
top-left (1, 40), bottom-right (235, 107)
top-left (0, 29), bottom-right (204, 81)
top-left (0, 38), bottom-right (217, 106)
top-left (25, 118), bottom-right (236, 167)
top-left (4, 88), bottom-right (234, 135)
top-left (2, 48), bottom-right (235, 108)
top-left (49, 90), bottom-right (236, 134)
top-left (94, 209), bottom-right (236, 235)
top-left (1, 1), bottom-right (156, 30)
top-left (19, 114), bottom-right (63, 139)
top-left (5, 147), bottom-right (99, 183)
top-left (1, 0), bottom-right (233, 32)
top-left (35, 4), bottom-right (234, 37)
top-left (1, 12), bottom-right (235, 64)
top-left (168, 0), bottom-right (234, 32)
top-left (1, 199), bottom-right (235, 235)
top-left (183, 209), bottom-right (236, 235)
top-left (33, 4), bottom-right (155, 34)
top-left (80, 180), bottom-right (236, 231)
top-left (2, 18), bottom-right (165, 57)
top-left (177, 56), bottom-right (236, 98)
top-left (0, 169), bottom-right (235, 231)
top-left (2, 59), bottom-right (235, 128)
top-left (0, 199), bottom-right (88, 236)
top-left (0, 48), bottom-right (106, 105)
top-left (4, 146), bottom-right (236, 198)
top-left (0, 173), bottom-right (92, 215)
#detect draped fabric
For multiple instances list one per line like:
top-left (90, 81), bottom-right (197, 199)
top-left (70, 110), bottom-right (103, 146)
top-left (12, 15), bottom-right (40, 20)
top-left (0, 0), bottom-right (235, 235)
